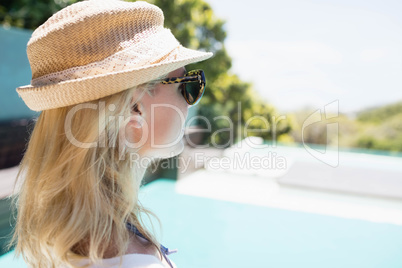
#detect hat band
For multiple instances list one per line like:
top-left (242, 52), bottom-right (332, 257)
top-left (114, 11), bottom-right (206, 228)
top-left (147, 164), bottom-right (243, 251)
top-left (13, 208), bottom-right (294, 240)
top-left (31, 29), bottom-right (180, 87)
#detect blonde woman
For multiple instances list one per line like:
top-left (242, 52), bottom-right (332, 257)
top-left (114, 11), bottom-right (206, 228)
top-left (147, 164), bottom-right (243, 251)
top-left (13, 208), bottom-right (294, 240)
top-left (10, 0), bottom-right (212, 267)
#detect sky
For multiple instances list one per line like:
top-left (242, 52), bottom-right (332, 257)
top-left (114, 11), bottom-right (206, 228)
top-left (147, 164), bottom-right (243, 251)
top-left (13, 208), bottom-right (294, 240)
top-left (205, 0), bottom-right (402, 113)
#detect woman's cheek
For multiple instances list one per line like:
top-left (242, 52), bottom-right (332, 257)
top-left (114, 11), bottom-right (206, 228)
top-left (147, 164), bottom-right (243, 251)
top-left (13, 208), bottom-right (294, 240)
top-left (160, 108), bottom-right (183, 145)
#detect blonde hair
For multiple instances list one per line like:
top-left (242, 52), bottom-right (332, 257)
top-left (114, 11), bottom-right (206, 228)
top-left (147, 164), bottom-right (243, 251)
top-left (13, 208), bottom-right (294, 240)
top-left (9, 83), bottom-right (162, 268)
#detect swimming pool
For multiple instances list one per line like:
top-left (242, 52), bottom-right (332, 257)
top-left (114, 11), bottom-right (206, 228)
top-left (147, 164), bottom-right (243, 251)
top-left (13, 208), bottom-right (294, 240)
top-left (1, 178), bottom-right (402, 267)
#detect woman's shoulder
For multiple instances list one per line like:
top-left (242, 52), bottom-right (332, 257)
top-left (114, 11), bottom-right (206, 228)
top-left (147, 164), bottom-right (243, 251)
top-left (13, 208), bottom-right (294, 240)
top-left (71, 254), bottom-right (166, 268)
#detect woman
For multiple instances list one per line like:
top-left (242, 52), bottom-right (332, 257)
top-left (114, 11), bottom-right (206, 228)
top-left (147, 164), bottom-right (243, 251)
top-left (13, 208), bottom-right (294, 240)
top-left (10, 0), bottom-right (212, 267)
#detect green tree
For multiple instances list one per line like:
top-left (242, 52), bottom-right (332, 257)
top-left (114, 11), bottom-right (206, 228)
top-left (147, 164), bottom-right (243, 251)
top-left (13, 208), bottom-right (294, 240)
top-left (357, 101), bottom-right (402, 124)
top-left (0, 0), bottom-right (79, 29)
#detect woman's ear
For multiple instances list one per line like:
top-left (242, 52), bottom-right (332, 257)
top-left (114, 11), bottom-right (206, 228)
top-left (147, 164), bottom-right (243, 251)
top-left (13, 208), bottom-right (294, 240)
top-left (123, 102), bottom-right (146, 147)
top-left (131, 102), bottom-right (142, 116)
top-left (129, 102), bottom-right (145, 129)
top-left (129, 115), bottom-right (144, 129)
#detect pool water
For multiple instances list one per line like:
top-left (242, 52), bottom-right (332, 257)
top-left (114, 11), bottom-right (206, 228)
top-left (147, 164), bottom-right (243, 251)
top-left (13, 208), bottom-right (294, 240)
top-left (2, 179), bottom-right (402, 267)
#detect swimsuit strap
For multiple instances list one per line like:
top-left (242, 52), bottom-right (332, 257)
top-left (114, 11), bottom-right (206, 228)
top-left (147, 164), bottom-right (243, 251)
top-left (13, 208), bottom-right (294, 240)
top-left (126, 222), bottom-right (177, 268)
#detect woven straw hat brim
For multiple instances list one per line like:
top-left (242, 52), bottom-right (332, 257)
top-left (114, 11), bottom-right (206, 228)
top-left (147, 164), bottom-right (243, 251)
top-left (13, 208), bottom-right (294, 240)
top-left (17, 46), bottom-right (212, 111)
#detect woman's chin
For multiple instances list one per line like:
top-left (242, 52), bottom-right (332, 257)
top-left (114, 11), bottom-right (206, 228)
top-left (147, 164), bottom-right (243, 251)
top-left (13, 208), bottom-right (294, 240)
top-left (149, 139), bottom-right (184, 159)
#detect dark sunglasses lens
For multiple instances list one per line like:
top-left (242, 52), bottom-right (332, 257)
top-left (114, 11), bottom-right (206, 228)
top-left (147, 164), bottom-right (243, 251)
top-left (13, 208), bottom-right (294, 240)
top-left (184, 82), bottom-right (201, 104)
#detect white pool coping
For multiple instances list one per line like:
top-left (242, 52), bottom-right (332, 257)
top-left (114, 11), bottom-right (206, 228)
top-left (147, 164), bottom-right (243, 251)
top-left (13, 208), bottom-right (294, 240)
top-left (176, 169), bottom-right (402, 226)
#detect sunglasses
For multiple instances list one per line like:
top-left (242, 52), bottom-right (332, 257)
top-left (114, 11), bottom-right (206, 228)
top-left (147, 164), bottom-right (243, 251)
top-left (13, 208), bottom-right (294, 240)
top-left (160, 69), bottom-right (206, 105)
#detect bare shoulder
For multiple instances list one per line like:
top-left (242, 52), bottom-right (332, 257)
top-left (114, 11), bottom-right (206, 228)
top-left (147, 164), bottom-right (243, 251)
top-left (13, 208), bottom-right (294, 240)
top-left (126, 232), bottom-right (159, 256)
top-left (125, 233), bottom-right (171, 267)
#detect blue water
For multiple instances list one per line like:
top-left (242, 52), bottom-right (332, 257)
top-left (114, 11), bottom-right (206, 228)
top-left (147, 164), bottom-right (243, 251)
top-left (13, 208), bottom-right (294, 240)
top-left (2, 179), bottom-right (402, 267)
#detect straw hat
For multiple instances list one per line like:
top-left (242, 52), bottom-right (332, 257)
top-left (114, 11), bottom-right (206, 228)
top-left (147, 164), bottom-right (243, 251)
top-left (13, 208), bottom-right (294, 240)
top-left (16, 0), bottom-right (213, 111)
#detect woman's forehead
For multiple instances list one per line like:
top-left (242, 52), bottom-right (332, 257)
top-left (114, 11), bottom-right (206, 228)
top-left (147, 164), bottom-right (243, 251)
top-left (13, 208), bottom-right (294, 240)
top-left (169, 67), bottom-right (186, 77)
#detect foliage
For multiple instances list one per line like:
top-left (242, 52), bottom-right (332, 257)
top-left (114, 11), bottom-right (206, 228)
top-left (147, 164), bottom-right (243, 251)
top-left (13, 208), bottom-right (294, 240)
top-left (357, 101), bottom-right (402, 124)
top-left (289, 108), bottom-right (341, 146)
top-left (0, 0), bottom-right (79, 29)
top-left (289, 101), bottom-right (402, 153)
top-left (352, 104), bottom-right (402, 152)
top-left (354, 113), bottom-right (402, 152)
top-left (197, 73), bottom-right (291, 146)
top-left (1, 0), bottom-right (293, 147)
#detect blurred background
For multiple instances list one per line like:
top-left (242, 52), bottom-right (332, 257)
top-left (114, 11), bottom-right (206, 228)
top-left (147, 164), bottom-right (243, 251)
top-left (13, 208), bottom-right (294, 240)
top-left (1, 0), bottom-right (402, 267)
